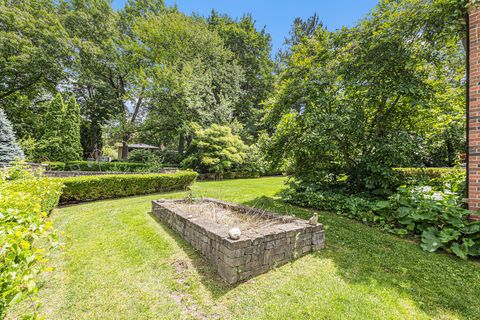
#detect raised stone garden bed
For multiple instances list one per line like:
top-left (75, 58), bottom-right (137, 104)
top-left (152, 198), bottom-right (325, 284)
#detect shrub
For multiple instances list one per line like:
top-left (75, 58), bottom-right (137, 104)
top-left (59, 171), bottom-right (198, 203)
top-left (283, 182), bottom-right (480, 259)
top-left (101, 145), bottom-right (119, 160)
top-left (395, 167), bottom-right (467, 199)
top-left (0, 168), bottom-right (63, 318)
top-left (198, 171), bottom-right (261, 180)
top-left (375, 187), bottom-right (479, 259)
top-left (240, 143), bottom-right (270, 175)
top-left (182, 125), bottom-right (247, 174)
top-left (156, 150), bottom-right (183, 165)
top-left (281, 186), bottom-right (378, 224)
top-left (127, 149), bottom-right (158, 163)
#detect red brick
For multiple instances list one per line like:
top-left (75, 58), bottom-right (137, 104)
top-left (469, 8), bottom-right (480, 210)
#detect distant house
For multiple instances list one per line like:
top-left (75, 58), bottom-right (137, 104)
top-left (115, 143), bottom-right (160, 160)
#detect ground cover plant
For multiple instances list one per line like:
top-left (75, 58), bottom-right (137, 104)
top-left (282, 167), bottom-right (480, 259)
top-left (5, 177), bottom-right (480, 319)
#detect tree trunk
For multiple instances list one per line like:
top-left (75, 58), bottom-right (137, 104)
top-left (121, 134), bottom-right (130, 160)
top-left (178, 133), bottom-right (185, 155)
top-left (446, 133), bottom-right (455, 166)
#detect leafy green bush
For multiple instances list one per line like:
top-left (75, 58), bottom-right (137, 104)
top-left (240, 142), bottom-right (272, 176)
top-left (395, 167), bottom-right (467, 199)
top-left (43, 160), bottom-right (178, 173)
top-left (283, 183), bottom-right (480, 259)
top-left (198, 171), bottom-right (261, 180)
top-left (282, 186), bottom-right (378, 223)
top-left (375, 186), bottom-right (479, 259)
top-left (182, 125), bottom-right (247, 174)
top-left (59, 171), bottom-right (198, 203)
top-left (127, 149), bottom-right (158, 163)
top-left (156, 150), bottom-right (183, 165)
top-left (0, 169), bottom-right (63, 318)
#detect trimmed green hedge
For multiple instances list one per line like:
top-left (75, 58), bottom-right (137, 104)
top-left (198, 171), bottom-right (261, 180)
top-left (65, 161), bottom-right (147, 172)
top-left (42, 161), bottom-right (66, 171)
top-left (43, 161), bottom-right (148, 172)
top-left (59, 171), bottom-right (198, 203)
top-left (394, 167), bottom-right (465, 180)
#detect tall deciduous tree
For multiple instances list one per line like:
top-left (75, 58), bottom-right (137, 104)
top-left (265, 0), bottom-right (467, 194)
top-left (0, 0), bottom-right (71, 143)
top-left (135, 11), bottom-right (244, 154)
top-left (59, 0), bottom-right (124, 155)
top-left (207, 11), bottom-right (275, 140)
top-left (0, 0), bottom-right (71, 102)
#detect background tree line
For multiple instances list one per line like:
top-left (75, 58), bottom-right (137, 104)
top-left (0, 0), bottom-right (470, 177)
top-left (0, 0), bottom-right (274, 162)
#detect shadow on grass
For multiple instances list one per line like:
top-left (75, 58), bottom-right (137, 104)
top-left (58, 190), bottom-right (185, 208)
top-left (243, 196), bottom-right (480, 320)
top-left (148, 211), bottom-right (237, 298)
top-left (149, 195), bottom-right (480, 319)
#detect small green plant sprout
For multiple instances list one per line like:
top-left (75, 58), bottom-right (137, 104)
top-left (184, 190), bottom-right (195, 204)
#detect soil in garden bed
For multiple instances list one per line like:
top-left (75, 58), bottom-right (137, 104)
top-left (161, 201), bottom-right (284, 231)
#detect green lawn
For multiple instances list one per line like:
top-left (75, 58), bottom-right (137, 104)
top-left (8, 177), bottom-right (480, 319)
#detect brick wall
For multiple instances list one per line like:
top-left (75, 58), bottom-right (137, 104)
top-left (469, 7), bottom-right (480, 210)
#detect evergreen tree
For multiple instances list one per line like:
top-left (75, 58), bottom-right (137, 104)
top-left (62, 96), bottom-right (83, 161)
top-left (0, 109), bottom-right (24, 162)
top-left (36, 94), bottom-right (65, 161)
top-left (36, 94), bottom-right (82, 161)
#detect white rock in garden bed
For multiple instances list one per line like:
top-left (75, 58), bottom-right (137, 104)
top-left (228, 227), bottom-right (241, 240)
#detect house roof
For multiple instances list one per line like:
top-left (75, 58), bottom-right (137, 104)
top-left (115, 143), bottom-right (159, 149)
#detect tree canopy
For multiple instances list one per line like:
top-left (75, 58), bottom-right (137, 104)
top-left (0, 0), bottom-right (471, 176)
top-left (265, 0), bottom-right (467, 193)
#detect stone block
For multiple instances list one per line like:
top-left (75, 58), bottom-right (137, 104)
top-left (151, 199), bottom-right (325, 284)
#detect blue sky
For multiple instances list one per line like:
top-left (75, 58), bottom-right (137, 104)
top-left (111, 0), bottom-right (379, 54)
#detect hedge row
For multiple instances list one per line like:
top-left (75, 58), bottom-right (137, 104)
top-left (1, 177), bottom-right (63, 318)
top-left (43, 161), bottom-right (148, 172)
top-left (395, 167), bottom-right (464, 180)
top-left (59, 171), bottom-right (198, 203)
top-left (198, 171), bottom-right (261, 180)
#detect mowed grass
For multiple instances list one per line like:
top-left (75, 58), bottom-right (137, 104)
top-left (8, 177), bottom-right (480, 319)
